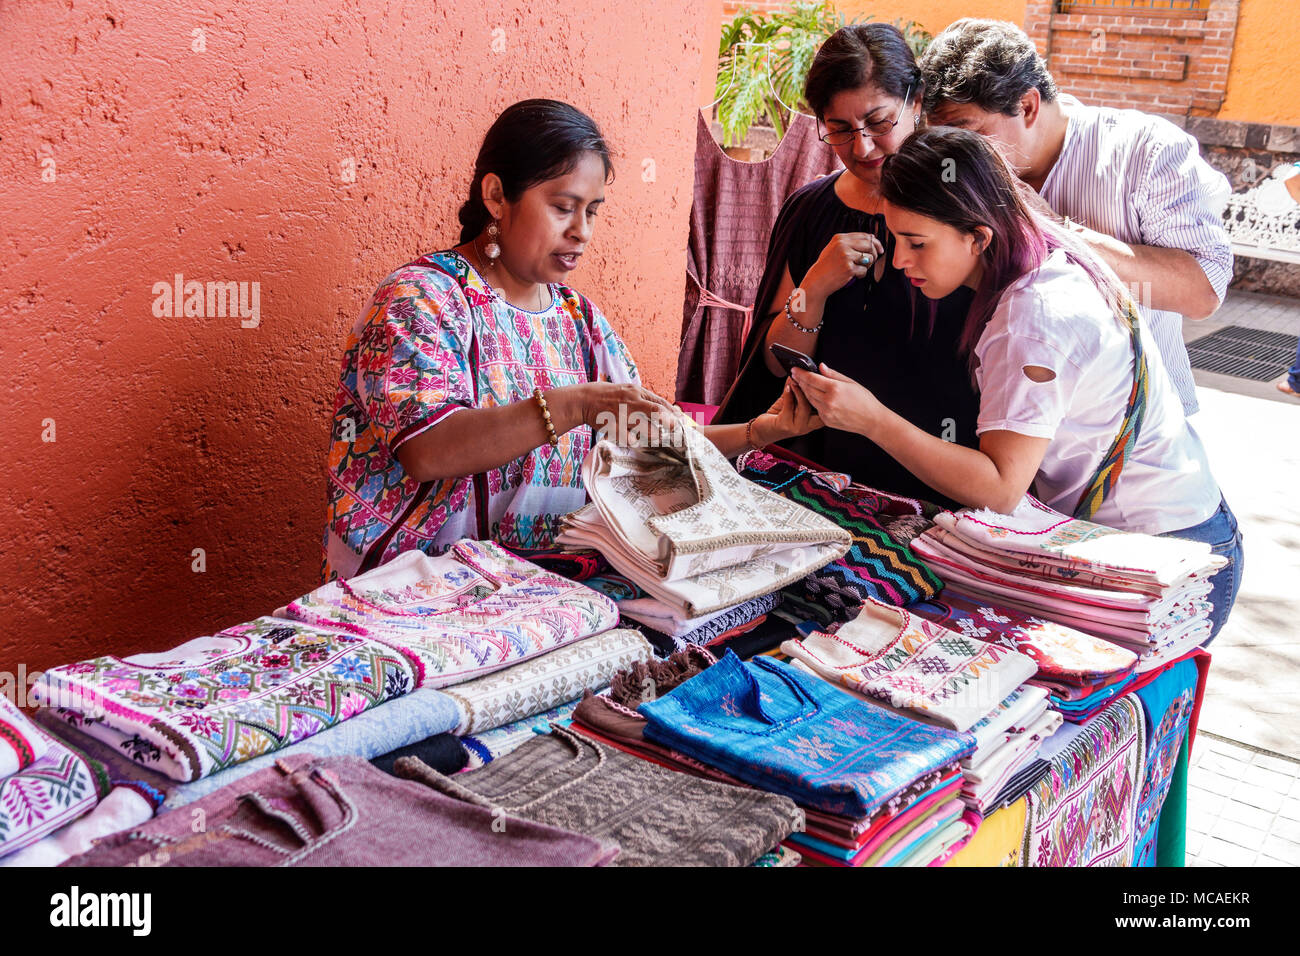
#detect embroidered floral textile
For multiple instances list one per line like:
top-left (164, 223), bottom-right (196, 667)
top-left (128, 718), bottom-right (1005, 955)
top-left (1020, 695), bottom-right (1145, 867)
top-left (32, 616), bottom-right (419, 782)
top-left (279, 540), bottom-right (619, 687)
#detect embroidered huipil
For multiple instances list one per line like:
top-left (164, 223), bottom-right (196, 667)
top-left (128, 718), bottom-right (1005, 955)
top-left (322, 251), bottom-right (639, 582)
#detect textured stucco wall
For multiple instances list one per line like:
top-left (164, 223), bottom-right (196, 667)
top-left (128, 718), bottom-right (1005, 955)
top-left (0, 1), bottom-right (710, 679)
top-left (1220, 0), bottom-right (1300, 124)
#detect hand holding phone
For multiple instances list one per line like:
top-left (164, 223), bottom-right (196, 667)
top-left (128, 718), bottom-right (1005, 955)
top-left (769, 342), bottom-right (820, 376)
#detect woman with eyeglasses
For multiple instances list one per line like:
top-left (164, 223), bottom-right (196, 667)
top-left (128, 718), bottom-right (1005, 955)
top-left (716, 23), bottom-right (982, 505)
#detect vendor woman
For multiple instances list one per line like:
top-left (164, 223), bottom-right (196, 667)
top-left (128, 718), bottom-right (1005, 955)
top-left (321, 99), bottom-right (816, 582)
top-left (790, 127), bottom-right (1242, 640)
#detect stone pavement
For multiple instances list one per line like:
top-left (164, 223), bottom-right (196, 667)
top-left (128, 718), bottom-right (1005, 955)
top-left (1180, 288), bottom-right (1300, 866)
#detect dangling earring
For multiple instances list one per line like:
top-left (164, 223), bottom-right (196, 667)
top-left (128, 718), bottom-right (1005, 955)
top-left (913, 113), bottom-right (921, 127)
top-left (483, 219), bottom-right (501, 266)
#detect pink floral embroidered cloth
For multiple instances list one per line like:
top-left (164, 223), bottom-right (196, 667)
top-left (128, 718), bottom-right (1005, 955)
top-left (278, 540), bottom-right (620, 687)
top-left (32, 616), bottom-right (419, 782)
top-left (0, 720), bottom-right (107, 859)
top-left (0, 694), bottom-right (48, 780)
top-left (906, 590), bottom-right (1138, 686)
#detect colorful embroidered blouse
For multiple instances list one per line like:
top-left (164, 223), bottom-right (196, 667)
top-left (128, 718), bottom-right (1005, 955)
top-left (321, 251), bottom-right (640, 582)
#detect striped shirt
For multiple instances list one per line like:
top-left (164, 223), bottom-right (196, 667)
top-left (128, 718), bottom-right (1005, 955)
top-left (1041, 95), bottom-right (1233, 417)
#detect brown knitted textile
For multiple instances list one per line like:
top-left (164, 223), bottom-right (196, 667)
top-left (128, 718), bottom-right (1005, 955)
top-left (677, 110), bottom-right (841, 405)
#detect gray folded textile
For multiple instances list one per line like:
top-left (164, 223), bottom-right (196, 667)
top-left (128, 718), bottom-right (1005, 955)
top-left (399, 724), bottom-right (801, 867)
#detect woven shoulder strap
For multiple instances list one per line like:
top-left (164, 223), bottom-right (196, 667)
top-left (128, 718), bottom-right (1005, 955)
top-left (1072, 301), bottom-right (1149, 520)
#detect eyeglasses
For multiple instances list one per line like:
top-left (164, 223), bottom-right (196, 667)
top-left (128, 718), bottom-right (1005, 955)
top-left (819, 82), bottom-right (914, 146)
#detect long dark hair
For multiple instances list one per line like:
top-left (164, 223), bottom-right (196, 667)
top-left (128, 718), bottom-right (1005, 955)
top-left (457, 99), bottom-right (614, 244)
top-left (879, 126), bottom-right (1128, 366)
top-left (804, 22), bottom-right (920, 118)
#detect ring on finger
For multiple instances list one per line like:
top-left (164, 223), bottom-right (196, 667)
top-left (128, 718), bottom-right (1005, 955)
top-left (859, 253), bottom-right (873, 266)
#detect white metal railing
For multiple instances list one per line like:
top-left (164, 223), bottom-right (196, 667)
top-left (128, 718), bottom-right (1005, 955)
top-left (1222, 191), bottom-right (1300, 265)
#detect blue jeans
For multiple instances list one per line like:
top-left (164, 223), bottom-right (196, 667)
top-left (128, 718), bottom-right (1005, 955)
top-left (1162, 496), bottom-right (1244, 646)
top-left (1288, 337), bottom-right (1300, 391)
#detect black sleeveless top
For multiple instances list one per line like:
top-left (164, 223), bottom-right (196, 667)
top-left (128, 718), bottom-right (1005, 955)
top-left (716, 171), bottom-right (980, 507)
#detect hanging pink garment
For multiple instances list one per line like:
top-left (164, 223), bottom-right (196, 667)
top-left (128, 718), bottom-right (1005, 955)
top-left (677, 110), bottom-right (841, 405)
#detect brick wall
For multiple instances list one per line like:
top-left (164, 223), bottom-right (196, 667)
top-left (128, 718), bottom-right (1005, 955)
top-left (1024, 0), bottom-right (1239, 117)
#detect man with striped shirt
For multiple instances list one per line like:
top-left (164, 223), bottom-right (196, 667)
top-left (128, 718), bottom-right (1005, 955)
top-left (919, 18), bottom-right (1233, 418)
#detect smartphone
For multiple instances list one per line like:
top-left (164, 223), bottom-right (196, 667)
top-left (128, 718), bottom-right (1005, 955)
top-left (769, 342), bottom-right (820, 376)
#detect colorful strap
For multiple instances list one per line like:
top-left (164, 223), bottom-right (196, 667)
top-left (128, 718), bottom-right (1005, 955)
top-left (1073, 301), bottom-right (1149, 520)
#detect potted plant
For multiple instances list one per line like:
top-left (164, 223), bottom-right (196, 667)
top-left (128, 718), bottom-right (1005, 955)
top-left (713, 2), bottom-right (932, 158)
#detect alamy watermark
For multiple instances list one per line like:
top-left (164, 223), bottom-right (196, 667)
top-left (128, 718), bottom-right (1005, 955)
top-left (152, 273), bottom-right (260, 327)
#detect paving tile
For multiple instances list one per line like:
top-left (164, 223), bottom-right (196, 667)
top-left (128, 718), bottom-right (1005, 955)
top-left (1199, 836), bottom-right (1259, 867)
top-left (1199, 749), bottom-right (1249, 776)
top-left (1249, 754), bottom-right (1300, 777)
top-left (1219, 798), bottom-right (1276, 831)
top-left (1187, 788), bottom-right (1227, 818)
top-left (1186, 829), bottom-right (1206, 857)
top-left (1278, 796), bottom-right (1300, 822)
top-left (1242, 764), bottom-right (1295, 793)
top-left (1188, 807), bottom-right (1220, 835)
top-left (1260, 837), bottom-right (1300, 867)
top-left (1267, 815), bottom-right (1300, 845)
top-left (1230, 781), bottom-right (1287, 813)
top-left (1195, 769), bottom-right (1239, 798)
top-left (1206, 818), bottom-right (1269, 852)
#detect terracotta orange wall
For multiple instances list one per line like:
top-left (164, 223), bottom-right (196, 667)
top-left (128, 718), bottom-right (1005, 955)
top-left (0, 0), bottom-right (713, 680)
top-left (1220, 0), bottom-right (1300, 124)
top-left (835, 0), bottom-right (1027, 32)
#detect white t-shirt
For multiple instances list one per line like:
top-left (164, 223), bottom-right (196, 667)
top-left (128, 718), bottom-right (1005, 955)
top-left (974, 249), bottom-right (1220, 535)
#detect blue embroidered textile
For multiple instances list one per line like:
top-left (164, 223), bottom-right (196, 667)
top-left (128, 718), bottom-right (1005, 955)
top-left (639, 651), bottom-right (975, 818)
top-left (1133, 658), bottom-right (1198, 866)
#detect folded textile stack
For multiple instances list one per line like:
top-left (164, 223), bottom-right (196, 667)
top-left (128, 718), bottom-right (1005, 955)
top-left (0, 696), bottom-right (110, 860)
top-left (736, 450), bottom-right (942, 626)
top-left (912, 496), bottom-right (1226, 670)
top-left (639, 652), bottom-right (979, 866)
top-left (31, 615), bottom-right (420, 782)
top-left (958, 688), bottom-right (1062, 814)
top-left (63, 755), bottom-right (620, 867)
top-left (782, 599), bottom-right (1037, 732)
top-left (780, 599), bottom-right (1050, 821)
top-left (442, 628), bottom-right (652, 736)
top-left (616, 591), bottom-right (782, 656)
top-left (396, 725), bottom-right (801, 867)
top-left (556, 426), bottom-right (850, 619)
top-left (276, 540), bottom-right (619, 686)
top-left (907, 590), bottom-right (1139, 725)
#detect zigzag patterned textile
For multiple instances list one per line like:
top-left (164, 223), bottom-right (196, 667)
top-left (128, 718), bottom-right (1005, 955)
top-left (276, 540), bottom-right (619, 687)
top-left (32, 615), bottom-right (421, 783)
top-left (1020, 695), bottom-right (1145, 867)
top-left (0, 721), bottom-right (109, 859)
top-left (737, 451), bottom-right (942, 624)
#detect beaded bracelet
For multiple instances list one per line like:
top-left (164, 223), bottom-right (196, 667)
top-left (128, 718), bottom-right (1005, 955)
top-left (533, 387), bottom-right (559, 446)
top-left (784, 288), bottom-right (822, 333)
top-left (745, 417), bottom-right (759, 451)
